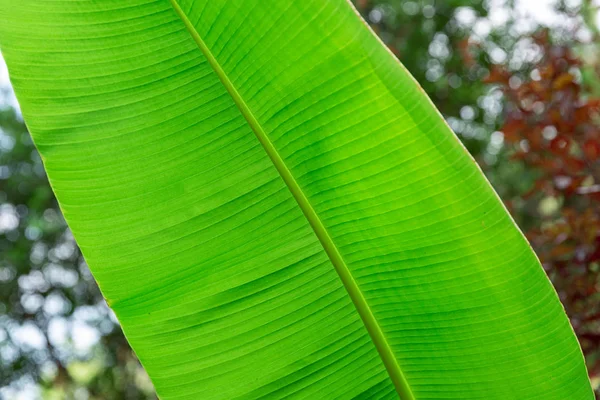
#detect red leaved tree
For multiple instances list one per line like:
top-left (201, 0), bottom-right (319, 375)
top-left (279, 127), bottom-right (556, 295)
top-left (483, 29), bottom-right (600, 386)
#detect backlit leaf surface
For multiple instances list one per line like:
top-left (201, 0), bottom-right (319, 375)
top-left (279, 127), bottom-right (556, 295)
top-left (0, 1), bottom-right (593, 398)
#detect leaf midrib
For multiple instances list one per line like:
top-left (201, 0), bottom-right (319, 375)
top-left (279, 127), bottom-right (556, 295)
top-left (167, 1), bottom-right (414, 398)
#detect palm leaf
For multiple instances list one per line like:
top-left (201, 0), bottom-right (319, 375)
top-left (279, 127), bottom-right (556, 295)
top-left (0, 0), bottom-right (593, 398)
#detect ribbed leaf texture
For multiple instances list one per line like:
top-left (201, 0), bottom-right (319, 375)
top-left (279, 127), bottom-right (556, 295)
top-left (0, 1), bottom-right (593, 398)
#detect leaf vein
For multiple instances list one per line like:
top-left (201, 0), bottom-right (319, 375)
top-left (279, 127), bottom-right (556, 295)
top-left (167, 1), bottom-right (414, 398)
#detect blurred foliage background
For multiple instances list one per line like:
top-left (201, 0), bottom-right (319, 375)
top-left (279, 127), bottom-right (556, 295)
top-left (1, 0), bottom-right (599, 398)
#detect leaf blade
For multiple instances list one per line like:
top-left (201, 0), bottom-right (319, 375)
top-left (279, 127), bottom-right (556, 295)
top-left (0, 0), bottom-right (593, 399)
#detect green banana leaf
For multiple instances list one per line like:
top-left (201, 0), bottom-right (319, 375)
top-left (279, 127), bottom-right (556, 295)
top-left (0, 1), bottom-right (593, 398)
